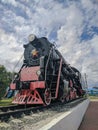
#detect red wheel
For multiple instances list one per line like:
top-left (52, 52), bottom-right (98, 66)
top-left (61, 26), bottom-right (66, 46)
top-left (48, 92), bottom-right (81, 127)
top-left (44, 88), bottom-right (51, 105)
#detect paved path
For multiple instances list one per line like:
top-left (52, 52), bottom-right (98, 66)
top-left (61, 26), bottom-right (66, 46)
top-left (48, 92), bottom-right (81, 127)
top-left (78, 101), bottom-right (98, 130)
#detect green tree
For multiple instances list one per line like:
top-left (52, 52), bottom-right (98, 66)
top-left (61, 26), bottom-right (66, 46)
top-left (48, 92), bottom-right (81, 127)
top-left (0, 65), bottom-right (12, 99)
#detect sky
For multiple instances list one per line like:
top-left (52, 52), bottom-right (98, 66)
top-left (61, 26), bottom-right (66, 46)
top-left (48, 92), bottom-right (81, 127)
top-left (0, 0), bottom-right (98, 87)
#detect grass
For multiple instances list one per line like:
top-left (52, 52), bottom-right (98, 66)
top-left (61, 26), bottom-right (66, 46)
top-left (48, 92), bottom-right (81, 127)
top-left (0, 98), bottom-right (13, 106)
top-left (88, 95), bottom-right (98, 101)
top-left (89, 95), bottom-right (98, 99)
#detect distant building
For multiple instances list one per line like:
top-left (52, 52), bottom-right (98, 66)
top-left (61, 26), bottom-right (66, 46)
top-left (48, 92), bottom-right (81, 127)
top-left (87, 87), bottom-right (98, 96)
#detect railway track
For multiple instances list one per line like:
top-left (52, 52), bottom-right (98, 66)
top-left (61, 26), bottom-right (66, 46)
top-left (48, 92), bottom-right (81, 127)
top-left (0, 105), bottom-right (45, 122)
top-left (0, 97), bottom-right (86, 122)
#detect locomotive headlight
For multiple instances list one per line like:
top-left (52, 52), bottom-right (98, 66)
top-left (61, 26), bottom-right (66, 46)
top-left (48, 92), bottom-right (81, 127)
top-left (36, 70), bottom-right (41, 76)
top-left (28, 34), bottom-right (36, 42)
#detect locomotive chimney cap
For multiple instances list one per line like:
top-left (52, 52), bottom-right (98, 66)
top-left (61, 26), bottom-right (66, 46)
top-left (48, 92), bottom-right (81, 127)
top-left (28, 34), bottom-right (36, 42)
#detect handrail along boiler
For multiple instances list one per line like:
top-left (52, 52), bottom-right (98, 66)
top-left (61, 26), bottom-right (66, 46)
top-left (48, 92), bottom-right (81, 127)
top-left (10, 34), bottom-right (85, 105)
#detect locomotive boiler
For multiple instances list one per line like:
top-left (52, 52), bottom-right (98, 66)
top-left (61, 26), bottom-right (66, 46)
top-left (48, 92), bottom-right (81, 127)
top-left (10, 34), bottom-right (85, 105)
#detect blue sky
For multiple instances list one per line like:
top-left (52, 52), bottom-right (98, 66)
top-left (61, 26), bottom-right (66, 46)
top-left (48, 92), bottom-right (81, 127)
top-left (0, 0), bottom-right (98, 87)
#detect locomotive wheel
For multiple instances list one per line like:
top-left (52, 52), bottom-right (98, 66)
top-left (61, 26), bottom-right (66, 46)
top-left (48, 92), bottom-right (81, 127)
top-left (44, 88), bottom-right (51, 105)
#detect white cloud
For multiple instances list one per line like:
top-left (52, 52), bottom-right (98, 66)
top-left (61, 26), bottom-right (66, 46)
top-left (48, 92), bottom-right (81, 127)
top-left (0, 29), bottom-right (23, 71)
top-left (56, 1), bottom-right (98, 87)
top-left (1, 0), bottom-right (17, 7)
top-left (0, 0), bottom-right (98, 87)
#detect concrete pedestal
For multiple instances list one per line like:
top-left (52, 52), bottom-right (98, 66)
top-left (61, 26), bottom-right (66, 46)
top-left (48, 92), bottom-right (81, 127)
top-left (39, 99), bottom-right (90, 130)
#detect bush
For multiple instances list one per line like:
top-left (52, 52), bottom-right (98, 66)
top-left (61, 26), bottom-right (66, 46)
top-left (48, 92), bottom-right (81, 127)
top-left (0, 65), bottom-right (12, 99)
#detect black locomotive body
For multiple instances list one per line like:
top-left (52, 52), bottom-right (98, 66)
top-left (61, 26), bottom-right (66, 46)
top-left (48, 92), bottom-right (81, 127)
top-left (10, 34), bottom-right (85, 105)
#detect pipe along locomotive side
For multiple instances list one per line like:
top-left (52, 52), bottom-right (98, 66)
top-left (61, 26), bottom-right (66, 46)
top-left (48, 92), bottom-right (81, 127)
top-left (10, 34), bottom-right (85, 105)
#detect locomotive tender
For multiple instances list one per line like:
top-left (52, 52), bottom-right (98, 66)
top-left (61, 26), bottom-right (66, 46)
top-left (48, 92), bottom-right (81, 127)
top-left (10, 34), bottom-right (85, 105)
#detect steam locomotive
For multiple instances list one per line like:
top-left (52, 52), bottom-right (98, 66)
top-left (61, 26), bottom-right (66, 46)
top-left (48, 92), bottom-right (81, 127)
top-left (10, 34), bottom-right (85, 105)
